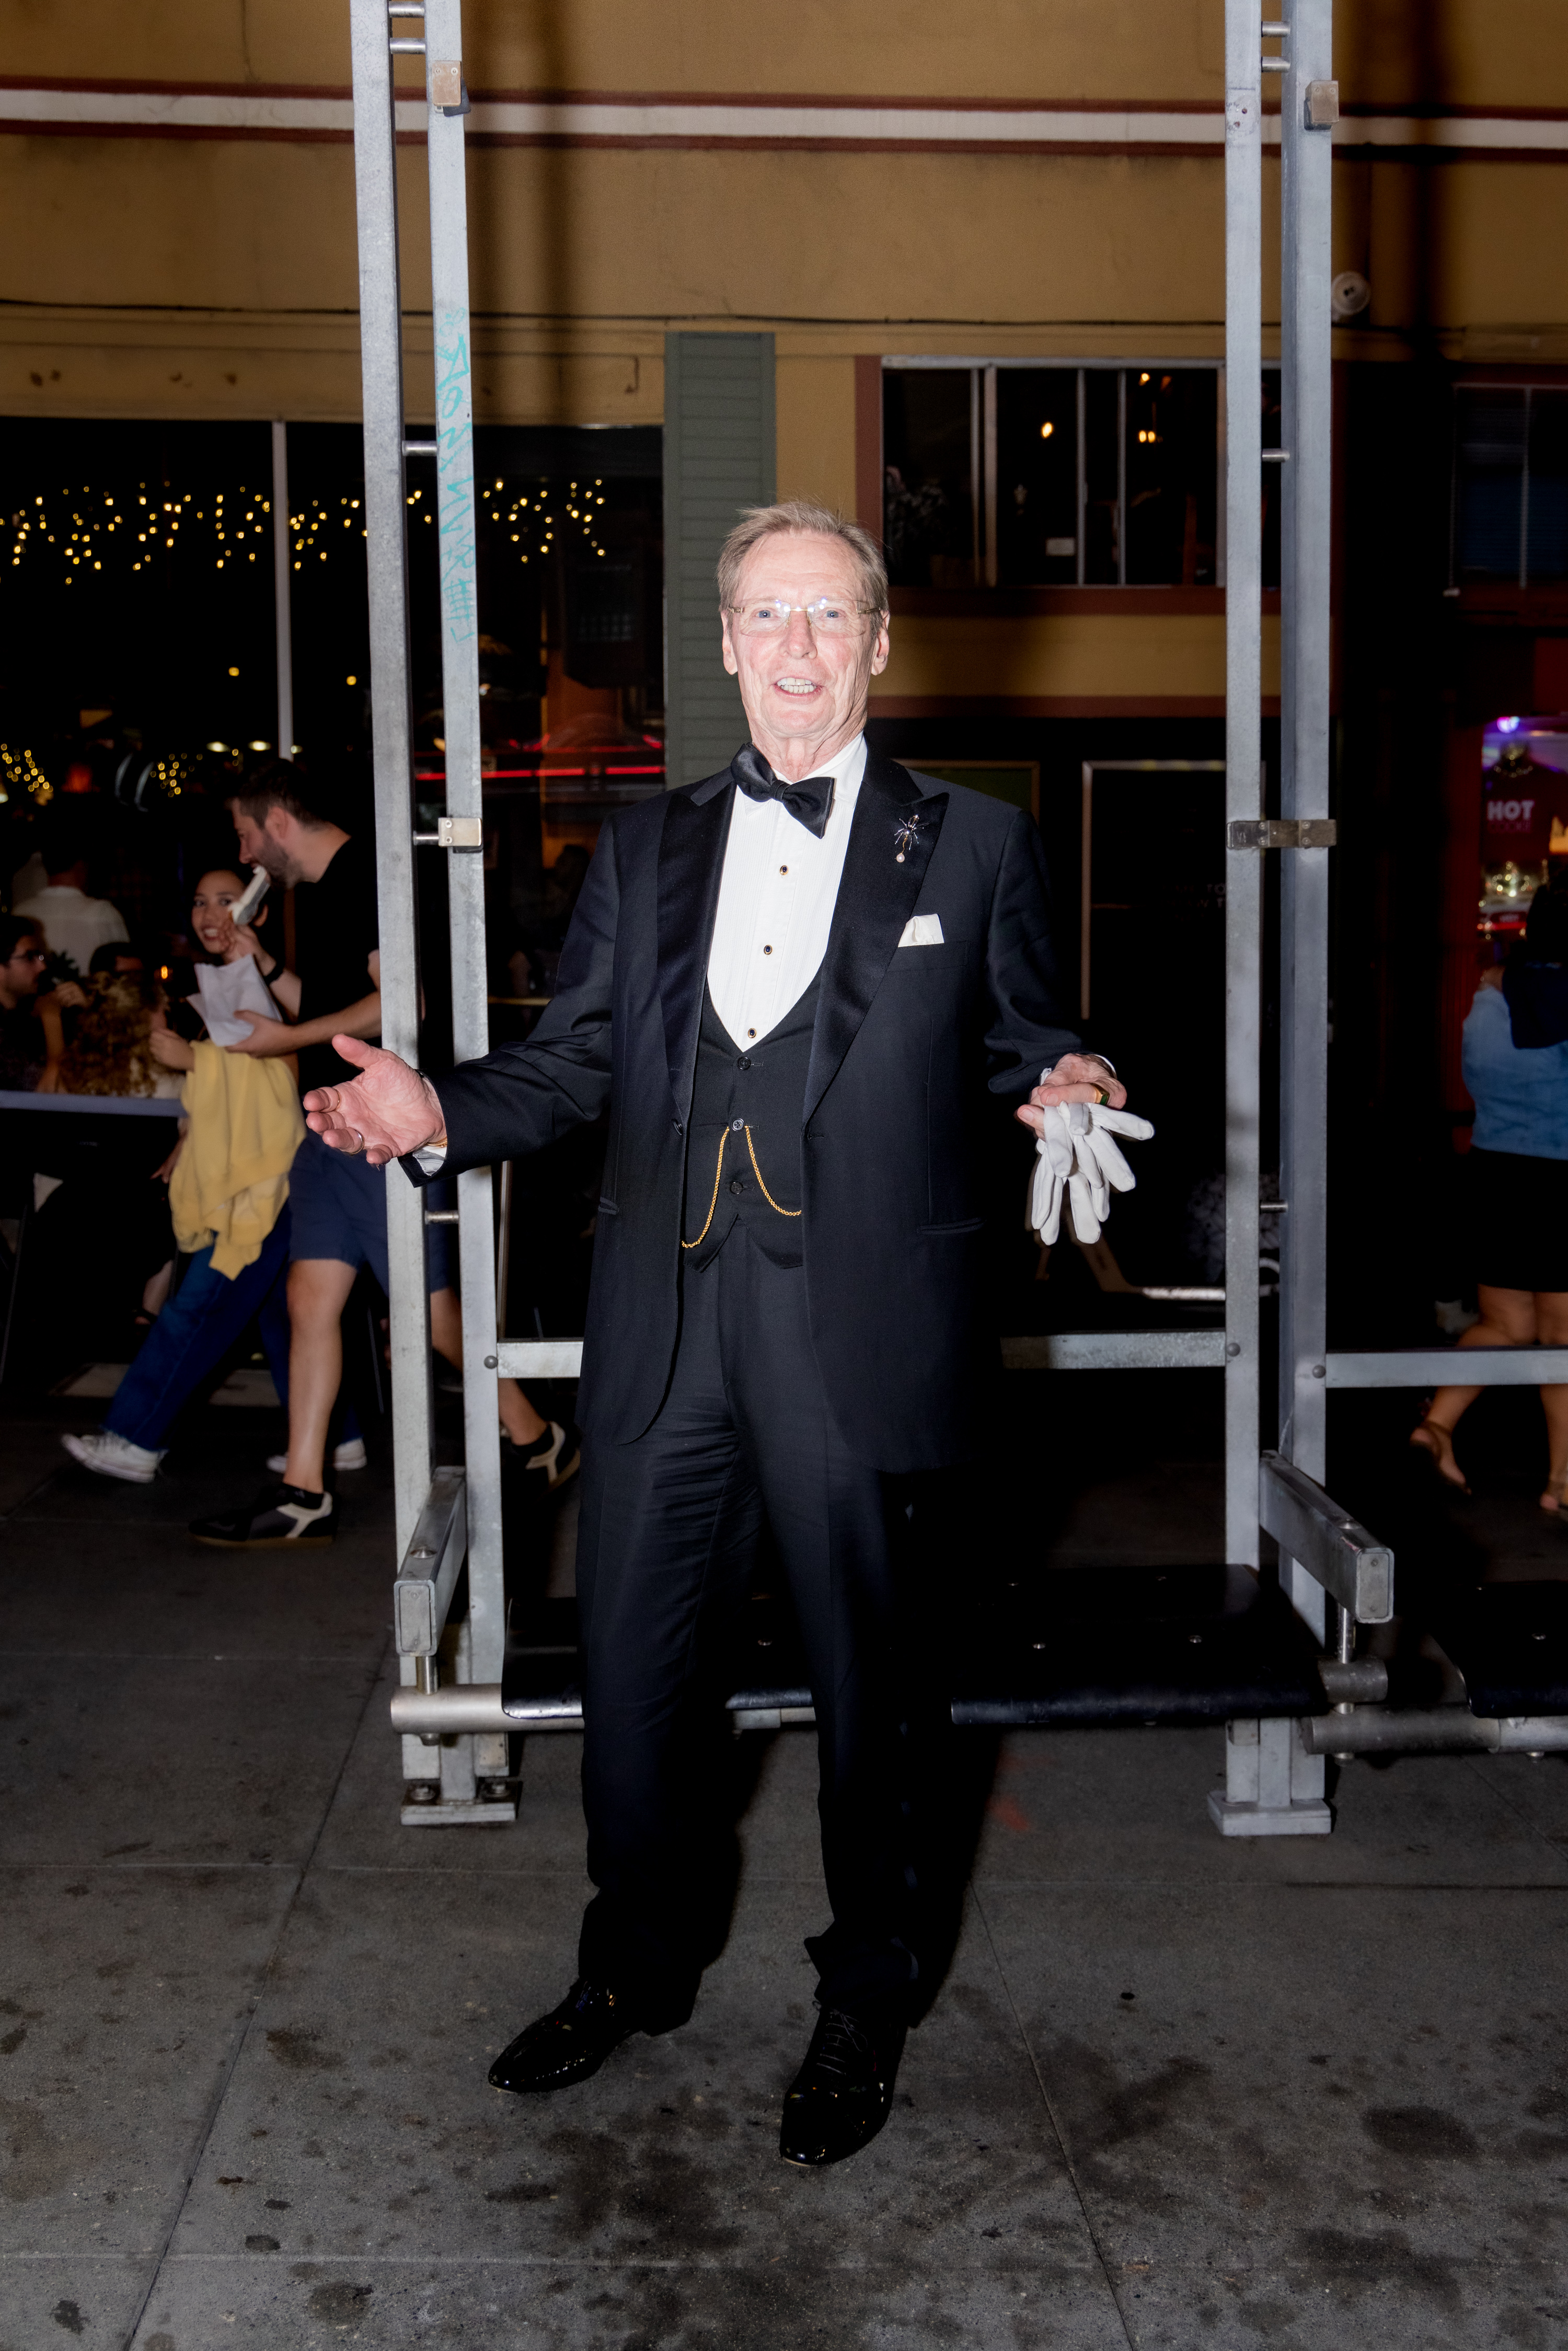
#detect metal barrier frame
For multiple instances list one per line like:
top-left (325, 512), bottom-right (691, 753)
top-left (347, 0), bottom-right (1561, 1837)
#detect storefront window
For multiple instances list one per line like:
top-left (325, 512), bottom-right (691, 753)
top-left (1453, 385), bottom-right (1568, 586)
top-left (884, 361), bottom-right (1219, 589)
top-left (994, 369), bottom-right (1079, 585)
top-left (881, 368), bottom-right (976, 589)
top-left (1125, 368), bottom-right (1218, 586)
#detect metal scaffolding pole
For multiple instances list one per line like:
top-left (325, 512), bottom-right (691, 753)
top-left (348, 0), bottom-right (433, 1566)
top-left (1277, 0), bottom-right (1336, 1645)
top-left (1223, 0), bottom-right (1264, 1575)
top-left (349, 0), bottom-right (512, 1822)
top-left (270, 420), bottom-right (294, 761)
top-left (423, 0), bottom-right (508, 1802)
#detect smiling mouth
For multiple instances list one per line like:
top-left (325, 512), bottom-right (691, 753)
top-left (772, 677), bottom-right (820, 696)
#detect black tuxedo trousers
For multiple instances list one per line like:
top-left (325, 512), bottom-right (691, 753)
top-left (575, 1223), bottom-right (941, 2023)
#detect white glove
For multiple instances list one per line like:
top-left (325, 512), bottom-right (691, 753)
top-left (1029, 1099), bottom-right (1155, 1246)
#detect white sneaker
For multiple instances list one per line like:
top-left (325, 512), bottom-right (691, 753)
top-left (62, 1430), bottom-right (166, 1485)
top-left (266, 1437), bottom-right (368, 1476)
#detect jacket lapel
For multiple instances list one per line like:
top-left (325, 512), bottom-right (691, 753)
top-left (804, 754), bottom-right (948, 1126)
top-left (656, 773), bottom-right (733, 1124)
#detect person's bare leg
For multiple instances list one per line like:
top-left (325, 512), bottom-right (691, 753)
top-left (284, 1258), bottom-right (358, 1491)
top-left (1412, 1284), bottom-right (1538, 1491)
top-left (426, 1284), bottom-right (546, 1447)
top-left (1534, 1292), bottom-right (1568, 1508)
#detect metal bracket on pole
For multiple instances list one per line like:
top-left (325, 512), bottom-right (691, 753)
top-left (1259, 1454), bottom-right (1393, 1624)
top-left (393, 1466), bottom-right (468, 1656)
top-left (412, 814), bottom-right (483, 849)
top-left (1228, 819), bottom-right (1338, 850)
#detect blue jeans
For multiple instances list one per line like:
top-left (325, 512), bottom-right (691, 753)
top-left (103, 1206), bottom-right (364, 1455)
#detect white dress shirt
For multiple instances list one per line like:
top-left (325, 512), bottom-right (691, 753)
top-left (12, 882), bottom-right (129, 977)
top-left (706, 733), bottom-right (865, 1048)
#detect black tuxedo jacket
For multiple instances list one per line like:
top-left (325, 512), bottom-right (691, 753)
top-left (409, 751), bottom-right (1079, 1472)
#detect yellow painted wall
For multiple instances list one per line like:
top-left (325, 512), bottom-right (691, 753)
top-left (4, 0), bottom-right (1567, 422)
top-left (9, 0), bottom-right (1568, 111)
top-left (775, 358), bottom-right (858, 516)
top-left (874, 612), bottom-right (1282, 706)
top-left (3, 0), bottom-right (1227, 105)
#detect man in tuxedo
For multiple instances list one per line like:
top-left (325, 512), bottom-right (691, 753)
top-left (303, 500), bottom-right (1125, 2166)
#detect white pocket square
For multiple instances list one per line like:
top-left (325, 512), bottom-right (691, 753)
top-left (897, 914), bottom-right (945, 948)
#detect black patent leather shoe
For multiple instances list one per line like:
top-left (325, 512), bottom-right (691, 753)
top-left (488, 1979), bottom-right (640, 2094)
top-left (779, 2005), bottom-right (906, 2168)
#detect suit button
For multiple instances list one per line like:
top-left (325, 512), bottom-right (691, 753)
top-left (737, 1054), bottom-right (752, 1070)
top-left (729, 1178), bottom-right (745, 1195)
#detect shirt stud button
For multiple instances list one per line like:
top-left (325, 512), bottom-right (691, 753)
top-left (779, 866), bottom-right (788, 875)
top-left (746, 1028), bottom-right (756, 1040)
top-left (763, 944), bottom-right (773, 955)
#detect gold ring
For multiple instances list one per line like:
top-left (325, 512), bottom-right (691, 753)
top-left (1093, 1086), bottom-right (1110, 1107)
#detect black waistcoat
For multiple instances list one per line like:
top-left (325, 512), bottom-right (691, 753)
top-left (681, 974), bottom-right (821, 1269)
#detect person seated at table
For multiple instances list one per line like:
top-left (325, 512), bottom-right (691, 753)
top-left (0, 914), bottom-right (87, 1092)
top-left (59, 867), bottom-right (359, 1485)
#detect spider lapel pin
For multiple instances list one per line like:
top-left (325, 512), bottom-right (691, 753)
top-left (893, 809), bottom-right (927, 865)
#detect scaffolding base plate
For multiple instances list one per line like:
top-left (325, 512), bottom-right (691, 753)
top-left (1207, 1792), bottom-right (1332, 1837)
top-left (400, 1791), bottom-right (517, 1827)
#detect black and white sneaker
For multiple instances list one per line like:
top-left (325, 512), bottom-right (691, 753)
top-left (189, 1483), bottom-right (336, 1548)
top-left (503, 1420), bottom-right (581, 1492)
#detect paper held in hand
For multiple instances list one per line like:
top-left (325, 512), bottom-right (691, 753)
top-left (192, 956), bottom-right (281, 1048)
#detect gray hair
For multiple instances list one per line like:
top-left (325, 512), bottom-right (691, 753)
top-left (716, 500), bottom-right (889, 619)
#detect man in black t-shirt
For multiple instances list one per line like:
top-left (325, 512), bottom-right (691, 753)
top-left (191, 766), bottom-right (570, 1548)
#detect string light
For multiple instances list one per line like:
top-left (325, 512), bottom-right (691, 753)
top-left (9, 471), bottom-right (614, 582)
top-left (0, 743), bottom-right (52, 804)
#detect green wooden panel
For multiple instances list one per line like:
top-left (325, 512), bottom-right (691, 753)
top-left (663, 331), bottom-right (776, 789)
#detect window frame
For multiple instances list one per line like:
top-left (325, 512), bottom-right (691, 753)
top-left (882, 355), bottom-right (1227, 590)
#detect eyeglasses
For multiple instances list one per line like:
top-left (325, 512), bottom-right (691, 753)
top-left (726, 598), bottom-right (878, 639)
top-left (6, 948), bottom-right (45, 966)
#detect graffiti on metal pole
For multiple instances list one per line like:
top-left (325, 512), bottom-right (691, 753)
top-left (435, 326), bottom-right (477, 646)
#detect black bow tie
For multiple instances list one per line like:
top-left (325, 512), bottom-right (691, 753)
top-left (731, 745), bottom-right (835, 840)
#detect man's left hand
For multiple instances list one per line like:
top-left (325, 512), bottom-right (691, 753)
top-left (225, 1010), bottom-right (294, 1057)
top-left (1016, 1052), bottom-right (1126, 1136)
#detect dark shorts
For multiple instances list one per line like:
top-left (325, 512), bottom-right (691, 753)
top-left (287, 1130), bottom-right (453, 1295)
top-left (1470, 1145), bottom-right (1568, 1294)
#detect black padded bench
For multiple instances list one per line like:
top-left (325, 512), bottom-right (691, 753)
top-left (1425, 1578), bottom-right (1568, 1719)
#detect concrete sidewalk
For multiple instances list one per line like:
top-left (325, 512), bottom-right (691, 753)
top-left (3, 1388), bottom-right (1567, 2349)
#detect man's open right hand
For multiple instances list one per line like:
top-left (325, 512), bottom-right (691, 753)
top-left (303, 1035), bottom-right (447, 1167)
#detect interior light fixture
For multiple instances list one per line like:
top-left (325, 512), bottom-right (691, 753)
top-left (1040, 421), bottom-right (1054, 439)
top-left (345, 674), bottom-right (358, 686)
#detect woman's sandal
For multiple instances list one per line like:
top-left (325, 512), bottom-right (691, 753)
top-left (1409, 1417), bottom-right (1470, 1494)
